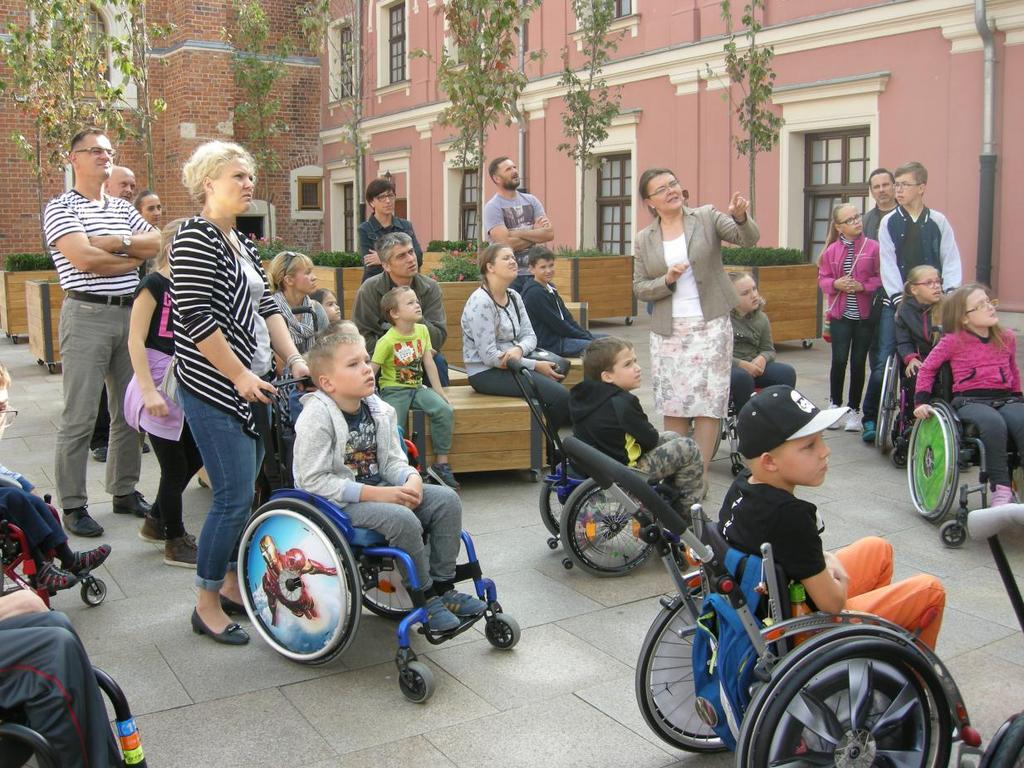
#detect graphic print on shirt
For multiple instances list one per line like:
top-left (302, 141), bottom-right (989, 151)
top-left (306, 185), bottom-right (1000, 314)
top-left (158, 289), bottom-right (174, 340)
top-left (502, 204), bottom-right (536, 232)
top-left (344, 407), bottom-right (382, 485)
top-left (391, 337), bottom-right (425, 386)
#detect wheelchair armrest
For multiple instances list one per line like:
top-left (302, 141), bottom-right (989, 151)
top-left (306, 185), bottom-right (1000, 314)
top-left (0, 475), bottom-right (22, 489)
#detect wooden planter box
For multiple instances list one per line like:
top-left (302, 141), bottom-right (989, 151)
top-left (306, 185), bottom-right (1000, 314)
top-left (422, 251), bottom-right (444, 275)
top-left (557, 255), bottom-right (636, 322)
top-left (26, 280), bottom-right (63, 373)
top-left (1, 269), bottom-right (59, 340)
top-left (310, 266), bottom-right (363, 317)
top-left (438, 281), bottom-right (478, 369)
top-left (725, 264), bottom-right (821, 344)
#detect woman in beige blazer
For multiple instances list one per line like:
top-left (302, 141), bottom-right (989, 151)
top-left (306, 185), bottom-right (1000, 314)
top-left (633, 167), bottom-right (759, 482)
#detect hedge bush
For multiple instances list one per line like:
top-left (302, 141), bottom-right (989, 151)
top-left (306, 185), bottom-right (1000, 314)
top-left (426, 239), bottom-right (478, 253)
top-left (3, 253), bottom-right (54, 271)
top-left (429, 252), bottom-right (478, 282)
top-left (555, 246), bottom-right (618, 259)
top-left (253, 239), bottom-right (288, 262)
top-left (311, 251), bottom-right (362, 268)
top-left (722, 247), bottom-right (807, 266)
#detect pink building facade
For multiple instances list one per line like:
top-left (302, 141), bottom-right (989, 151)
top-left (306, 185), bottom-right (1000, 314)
top-left (319, 0), bottom-right (1024, 317)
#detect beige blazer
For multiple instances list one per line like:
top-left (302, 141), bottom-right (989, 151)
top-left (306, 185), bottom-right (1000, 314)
top-left (633, 205), bottom-right (760, 336)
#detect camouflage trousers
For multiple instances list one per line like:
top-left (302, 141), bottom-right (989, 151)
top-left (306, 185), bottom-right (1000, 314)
top-left (635, 432), bottom-right (704, 505)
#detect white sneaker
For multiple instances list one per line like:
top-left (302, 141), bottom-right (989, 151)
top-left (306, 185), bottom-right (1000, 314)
top-left (827, 402), bottom-right (845, 430)
top-left (845, 410), bottom-right (863, 432)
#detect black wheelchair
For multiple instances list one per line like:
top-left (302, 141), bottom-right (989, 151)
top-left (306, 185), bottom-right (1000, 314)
top-left (562, 435), bottom-right (981, 766)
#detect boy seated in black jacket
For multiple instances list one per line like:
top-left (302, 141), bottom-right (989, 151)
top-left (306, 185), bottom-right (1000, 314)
top-left (520, 246), bottom-right (601, 357)
top-left (569, 337), bottom-right (703, 503)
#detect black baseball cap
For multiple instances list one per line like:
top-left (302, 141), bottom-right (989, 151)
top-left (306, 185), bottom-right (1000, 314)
top-left (737, 385), bottom-right (848, 459)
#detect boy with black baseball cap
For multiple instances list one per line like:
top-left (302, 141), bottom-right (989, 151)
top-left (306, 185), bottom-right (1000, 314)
top-left (718, 385), bottom-right (946, 648)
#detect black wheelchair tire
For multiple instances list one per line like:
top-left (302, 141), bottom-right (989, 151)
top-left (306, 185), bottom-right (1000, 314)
top-left (238, 499), bottom-right (362, 665)
top-left (907, 400), bottom-right (960, 522)
top-left (539, 479), bottom-right (562, 537)
top-left (982, 712), bottom-right (1024, 768)
top-left (742, 635), bottom-right (952, 768)
top-left (634, 594), bottom-right (725, 753)
top-left (877, 353), bottom-right (900, 454)
top-left (559, 479), bottom-right (652, 577)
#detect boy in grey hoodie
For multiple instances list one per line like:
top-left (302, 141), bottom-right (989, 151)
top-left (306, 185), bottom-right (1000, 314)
top-left (292, 330), bottom-right (485, 632)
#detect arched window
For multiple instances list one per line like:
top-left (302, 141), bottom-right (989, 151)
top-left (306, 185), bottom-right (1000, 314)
top-left (86, 4), bottom-right (112, 82)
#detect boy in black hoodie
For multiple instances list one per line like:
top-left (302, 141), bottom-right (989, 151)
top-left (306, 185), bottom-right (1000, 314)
top-left (520, 246), bottom-right (599, 357)
top-left (569, 337), bottom-right (704, 503)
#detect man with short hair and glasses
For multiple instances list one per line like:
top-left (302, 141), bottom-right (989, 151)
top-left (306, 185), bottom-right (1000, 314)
top-left (357, 176), bottom-right (423, 281)
top-left (352, 231), bottom-right (450, 386)
top-left (860, 160), bottom-right (961, 443)
top-left (43, 128), bottom-right (160, 536)
top-left (483, 156), bottom-right (553, 292)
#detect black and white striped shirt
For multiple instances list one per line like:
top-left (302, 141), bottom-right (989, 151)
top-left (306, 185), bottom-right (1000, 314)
top-left (43, 190), bottom-right (154, 295)
top-left (840, 236), bottom-right (860, 320)
top-left (170, 217), bottom-right (281, 437)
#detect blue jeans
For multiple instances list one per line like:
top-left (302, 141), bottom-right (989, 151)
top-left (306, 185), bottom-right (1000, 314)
top-left (555, 334), bottom-right (607, 358)
top-left (729, 361), bottom-right (797, 408)
top-left (180, 387), bottom-right (265, 591)
top-left (862, 304), bottom-right (895, 421)
top-left (828, 317), bottom-right (874, 411)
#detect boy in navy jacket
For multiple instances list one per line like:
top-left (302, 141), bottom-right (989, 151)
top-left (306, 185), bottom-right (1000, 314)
top-left (520, 247), bottom-right (599, 357)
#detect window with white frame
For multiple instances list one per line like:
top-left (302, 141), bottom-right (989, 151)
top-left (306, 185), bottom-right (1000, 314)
top-left (597, 154), bottom-right (632, 255)
top-left (387, 3), bottom-right (406, 84)
top-left (337, 24), bottom-right (354, 98)
top-left (615, 0), bottom-right (632, 17)
top-left (460, 169), bottom-right (479, 242)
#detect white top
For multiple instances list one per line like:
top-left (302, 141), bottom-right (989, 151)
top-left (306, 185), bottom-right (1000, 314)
top-left (664, 234), bottom-right (702, 319)
top-left (239, 254), bottom-right (273, 376)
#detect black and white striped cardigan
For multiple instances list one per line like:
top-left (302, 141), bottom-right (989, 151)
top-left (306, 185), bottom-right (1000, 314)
top-left (170, 216), bottom-right (281, 437)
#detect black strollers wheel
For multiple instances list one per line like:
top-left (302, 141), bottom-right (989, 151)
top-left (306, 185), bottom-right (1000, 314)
top-left (559, 479), bottom-right (652, 577)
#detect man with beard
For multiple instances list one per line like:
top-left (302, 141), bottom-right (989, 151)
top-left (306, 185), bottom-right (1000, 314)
top-left (483, 157), bottom-right (553, 292)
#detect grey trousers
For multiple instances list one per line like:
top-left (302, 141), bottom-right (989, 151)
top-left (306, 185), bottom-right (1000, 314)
top-left (55, 299), bottom-right (141, 509)
top-left (343, 483), bottom-right (462, 590)
top-left (0, 609), bottom-right (120, 768)
top-left (955, 400), bottom-right (1024, 487)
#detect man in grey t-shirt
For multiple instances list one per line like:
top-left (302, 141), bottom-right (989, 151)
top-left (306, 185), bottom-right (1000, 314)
top-left (483, 156), bottom-right (553, 291)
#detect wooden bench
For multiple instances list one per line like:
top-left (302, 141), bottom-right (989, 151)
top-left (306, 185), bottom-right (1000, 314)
top-left (409, 387), bottom-right (542, 476)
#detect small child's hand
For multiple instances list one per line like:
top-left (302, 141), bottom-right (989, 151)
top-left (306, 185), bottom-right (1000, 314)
top-left (914, 404), bottom-right (934, 420)
top-left (369, 485), bottom-right (420, 509)
top-left (905, 358), bottom-right (923, 377)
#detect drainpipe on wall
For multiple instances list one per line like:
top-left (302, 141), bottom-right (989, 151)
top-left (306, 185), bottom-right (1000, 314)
top-left (975, 0), bottom-right (997, 286)
top-left (354, 0), bottom-right (365, 231)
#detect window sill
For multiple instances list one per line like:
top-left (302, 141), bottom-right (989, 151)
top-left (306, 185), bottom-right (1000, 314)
top-left (374, 80), bottom-right (411, 100)
top-left (571, 14), bottom-right (640, 51)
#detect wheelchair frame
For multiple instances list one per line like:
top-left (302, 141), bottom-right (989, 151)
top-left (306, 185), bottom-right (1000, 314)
top-left (877, 351), bottom-right (914, 467)
top-left (561, 435), bottom-right (979, 767)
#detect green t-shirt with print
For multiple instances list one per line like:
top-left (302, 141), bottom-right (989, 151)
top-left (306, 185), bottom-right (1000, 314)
top-left (372, 323), bottom-right (433, 389)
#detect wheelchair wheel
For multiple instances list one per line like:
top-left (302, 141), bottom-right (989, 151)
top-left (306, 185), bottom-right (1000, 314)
top-left (398, 659), bottom-right (434, 703)
top-left (635, 593), bottom-right (724, 753)
top-left (238, 498), bottom-right (362, 665)
top-left (981, 712), bottom-right (1024, 768)
top-left (539, 477), bottom-right (565, 537)
top-left (360, 558), bottom-right (413, 619)
top-left (908, 401), bottom-right (960, 521)
top-left (80, 577), bottom-right (106, 607)
top-left (559, 479), bottom-right (652, 577)
top-left (742, 636), bottom-right (952, 768)
top-left (877, 354), bottom-right (900, 454)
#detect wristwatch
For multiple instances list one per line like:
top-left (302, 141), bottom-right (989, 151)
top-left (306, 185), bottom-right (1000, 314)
top-left (120, 235), bottom-right (133, 251)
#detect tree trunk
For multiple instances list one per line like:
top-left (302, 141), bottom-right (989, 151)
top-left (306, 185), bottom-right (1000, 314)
top-left (748, 146), bottom-right (757, 219)
top-left (477, 125), bottom-right (486, 246)
top-left (35, 126), bottom-right (46, 254)
top-left (578, 161), bottom-right (586, 249)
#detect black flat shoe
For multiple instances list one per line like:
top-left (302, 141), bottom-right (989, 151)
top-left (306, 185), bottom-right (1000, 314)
top-left (219, 595), bottom-right (248, 617)
top-left (113, 491), bottom-right (152, 518)
top-left (191, 609), bottom-right (249, 645)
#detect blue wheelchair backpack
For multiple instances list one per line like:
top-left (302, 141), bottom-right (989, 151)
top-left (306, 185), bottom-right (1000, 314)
top-left (691, 546), bottom-right (764, 750)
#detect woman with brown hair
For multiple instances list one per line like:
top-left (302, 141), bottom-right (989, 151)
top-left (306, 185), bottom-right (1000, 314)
top-left (632, 167), bottom-right (759, 484)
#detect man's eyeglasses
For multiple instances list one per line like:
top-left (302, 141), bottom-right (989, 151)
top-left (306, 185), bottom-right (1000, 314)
top-left (894, 181), bottom-right (921, 190)
top-left (966, 298), bottom-right (998, 314)
top-left (375, 193), bottom-right (397, 202)
top-left (73, 146), bottom-right (116, 159)
top-left (648, 179), bottom-right (681, 198)
top-left (839, 213), bottom-right (862, 226)
top-left (911, 279), bottom-right (943, 288)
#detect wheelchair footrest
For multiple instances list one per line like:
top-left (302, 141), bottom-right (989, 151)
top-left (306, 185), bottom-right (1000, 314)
top-left (418, 611), bottom-right (486, 645)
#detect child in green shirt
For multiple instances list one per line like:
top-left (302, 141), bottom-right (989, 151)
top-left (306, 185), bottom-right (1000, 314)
top-left (371, 286), bottom-right (459, 489)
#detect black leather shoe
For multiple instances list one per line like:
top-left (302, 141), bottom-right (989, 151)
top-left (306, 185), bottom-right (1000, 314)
top-left (91, 447), bottom-right (108, 462)
top-left (191, 609), bottom-right (249, 645)
top-left (63, 507), bottom-right (104, 537)
top-left (112, 491), bottom-right (152, 517)
top-left (219, 595), bottom-right (248, 617)
top-left (142, 440), bottom-right (151, 454)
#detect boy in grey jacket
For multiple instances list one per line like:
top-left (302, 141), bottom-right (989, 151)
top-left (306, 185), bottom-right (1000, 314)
top-left (292, 331), bottom-right (485, 632)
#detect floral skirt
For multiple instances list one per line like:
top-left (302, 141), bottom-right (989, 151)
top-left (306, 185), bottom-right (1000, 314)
top-left (650, 315), bottom-right (733, 418)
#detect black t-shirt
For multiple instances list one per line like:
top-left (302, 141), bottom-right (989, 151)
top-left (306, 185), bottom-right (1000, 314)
top-left (135, 272), bottom-right (175, 355)
top-left (717, 470), bottom-right (827, 581)
top-left (342, 402), bottom-right (382, 486)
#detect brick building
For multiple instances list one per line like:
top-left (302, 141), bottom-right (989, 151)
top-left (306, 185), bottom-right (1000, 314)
top-left (320, 0), bottom-right (1023, 318)
top-left (0, 0), bottom-right (323, 259)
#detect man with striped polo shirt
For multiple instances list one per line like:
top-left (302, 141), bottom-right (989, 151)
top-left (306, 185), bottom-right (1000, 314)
top-left (43, 128), bottom-right (161, 536)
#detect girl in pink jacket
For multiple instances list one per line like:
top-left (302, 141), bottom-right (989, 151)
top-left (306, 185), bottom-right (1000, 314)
top-left (915, 283), bottom-right (1024, 506)
top-left (817, 204), bottom-right (881, 432)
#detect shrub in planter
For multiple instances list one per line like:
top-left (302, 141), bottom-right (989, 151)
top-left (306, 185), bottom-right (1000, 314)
top-left (311, 251), bottom-right (362, 268)
top-left (429, 252), bottom-right (478, 283)
top-left (426, 239), bottom-right (478, 253)
top-left (251, 238), bottom-right (288, 262)
top-left (555, 246), bottom-right (609, 259)
top-left (722, 247), bottom-right (806, 266)
top-left (4, 253), bottom-right (54, 271)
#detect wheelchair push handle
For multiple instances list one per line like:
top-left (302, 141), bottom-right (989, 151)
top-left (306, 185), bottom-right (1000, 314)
top-left (967, 503), bottom-right (1024, 540)
top-left (272, 375), bottom-right (314, 391)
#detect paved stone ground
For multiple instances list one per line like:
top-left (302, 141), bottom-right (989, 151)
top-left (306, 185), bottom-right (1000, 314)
top-left (2, 312), bottom-right (1023, 768)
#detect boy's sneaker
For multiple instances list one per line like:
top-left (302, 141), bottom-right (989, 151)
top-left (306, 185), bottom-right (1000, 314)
top-left (844, 410), bottom-right (863, 432)
top-left (35, 561), bottom-right (79, 591)
top-left (139, 513), bottom-right (166, 542)
top-left (441, 589), bottom-right (487, 617)
top-left (424, 595), bottom-right (460, 633)
top-left (431, 463), bottom-right (461, 490)
top-left (861, 420), bottom-right (877, 443)
top-left (68, 544), bottom-right (111, 575)
top-left (826, 403), bottom-right (845, 430)
top-left (164, 535), bottom-right (198, 568)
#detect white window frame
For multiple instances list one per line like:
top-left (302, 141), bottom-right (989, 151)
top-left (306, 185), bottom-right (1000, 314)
top-left (290, 164), bottom-right (325, 221)
top-left (375, 0), bottom-right (409, 91)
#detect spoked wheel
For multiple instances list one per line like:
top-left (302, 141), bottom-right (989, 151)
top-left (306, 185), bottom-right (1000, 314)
top-left (635, 594), bottom-right (724, 753)
top-left (485, 613), bottom-right (521, 650)
top-left (80, 577), bottom-right (107, 606)
top-left (743, 637), bottom-right (952, 768)
top-left (908, 401), bottom-right (960, 521)
top-left (877, 354), bottom-right (900, 454)
top-left (360, 558), bottom-right (413, 619)
top-left (559, 479), bottom-right (652, 577)
top-left (540, 474), bottom-right (577, 537)
top-left (939, 518), bottom-right (968, 548)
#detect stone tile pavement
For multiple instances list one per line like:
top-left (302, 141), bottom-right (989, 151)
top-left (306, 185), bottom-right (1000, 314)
top-left (2, 312), bottom-right (1023, 768)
